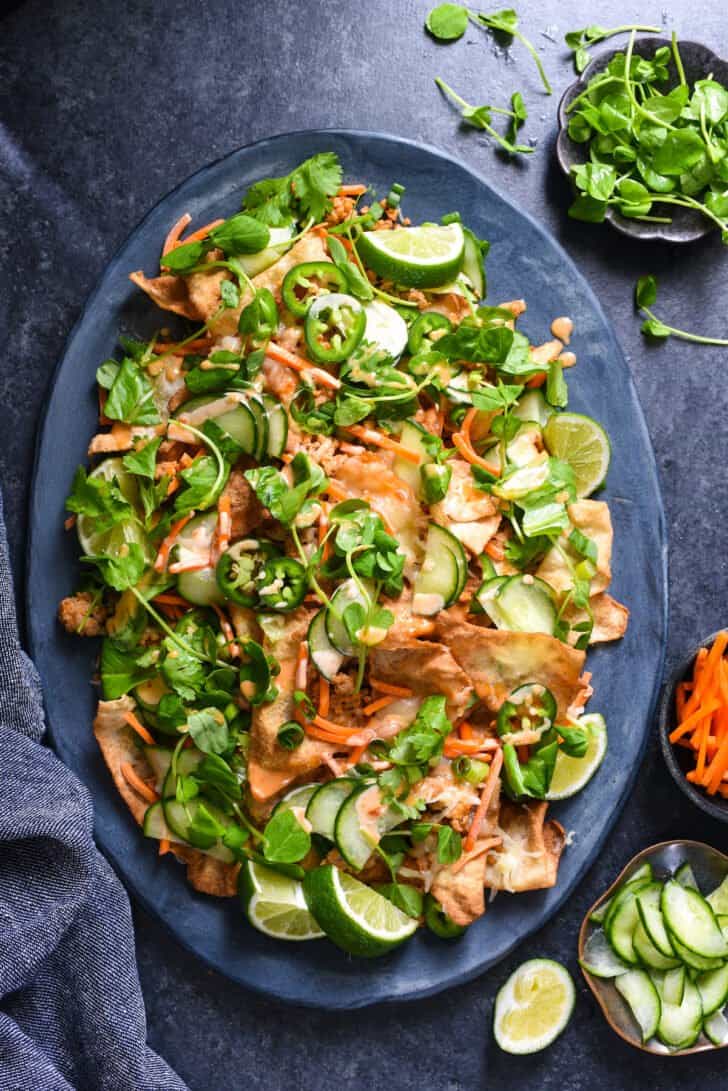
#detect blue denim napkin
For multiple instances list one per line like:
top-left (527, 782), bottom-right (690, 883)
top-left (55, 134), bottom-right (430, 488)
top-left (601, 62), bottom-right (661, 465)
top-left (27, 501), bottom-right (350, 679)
top-left (0, 496), bottom-right (187, 1091)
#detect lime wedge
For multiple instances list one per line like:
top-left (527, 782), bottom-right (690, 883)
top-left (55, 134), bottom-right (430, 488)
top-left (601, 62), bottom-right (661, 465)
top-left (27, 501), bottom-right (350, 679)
top-left (493, 958), bottom-right (575, 1054)
top-left (76, 457), bottom-right (152, 561)
top-left (546, 713), bottom-right (608, 800)
top-left (239, 860), bottom-right (324, 941)
top-left (302, 864), bottom-right (417, 957)
top-left (356, 223), bottom-right (465, 288)
top-left (543, 412), bottom-right (611, 497)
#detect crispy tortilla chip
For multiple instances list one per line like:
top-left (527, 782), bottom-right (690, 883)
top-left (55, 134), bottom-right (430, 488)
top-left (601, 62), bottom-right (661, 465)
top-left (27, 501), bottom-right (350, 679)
top-left (565, 592), bottom-right (629, 645)
top-left (368, 639), bottom-right (474, 723)
top-left (435, 613), bottom-right (585, 719)
top-left (484, 800), bottom-right (565, 892)
top-left (536, 499), bottom-right (613, 595)
top-left (93, 698), bottom-right (237, 897)
top-left (248, 609), bottom-right (333, 802)
top-left (431, 851), bottom-right (488, 926)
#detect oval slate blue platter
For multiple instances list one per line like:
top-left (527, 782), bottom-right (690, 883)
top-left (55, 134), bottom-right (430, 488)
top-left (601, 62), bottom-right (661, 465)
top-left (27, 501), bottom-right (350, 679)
top-left (27, 130), bottom-right (667, 1009)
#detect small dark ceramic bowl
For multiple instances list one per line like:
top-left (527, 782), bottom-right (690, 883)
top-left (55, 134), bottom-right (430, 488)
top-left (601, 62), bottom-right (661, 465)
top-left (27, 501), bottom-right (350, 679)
top-left (557, 37), bottom-right (728, 243)
top-left (659, 631), bottom-right (728, 823)
top-left (579, 840), bottom-right (728, 1055)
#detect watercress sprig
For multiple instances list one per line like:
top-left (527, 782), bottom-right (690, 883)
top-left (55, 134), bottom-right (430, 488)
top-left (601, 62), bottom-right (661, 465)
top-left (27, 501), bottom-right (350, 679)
top-left (435, 79), bottom-right (532, 156)
top-left (635, 275), bottom-right (728, 345)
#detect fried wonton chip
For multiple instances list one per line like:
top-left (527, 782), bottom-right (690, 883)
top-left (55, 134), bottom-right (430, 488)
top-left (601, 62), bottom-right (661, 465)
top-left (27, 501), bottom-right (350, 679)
top-left (565, 592), bottom-right (630, 645)
top-left (536, 500), bottom-right (613, 595)
top-left (368, 639), bottom-right (474, 723)
top-left (248, 609), bottom-right (334, 802)
top-left (436, 613), bottom-right (585, 719)
top-left (431, 851), bottom-right (488, 926)
top-left (208, 232), bottom-right (331, 337)
top-left (128, 271), bottom-right (201, 320)
top-left (93, 697), bottom-right (238, 897)
top-left (483, 800), bottom-right (565, 892)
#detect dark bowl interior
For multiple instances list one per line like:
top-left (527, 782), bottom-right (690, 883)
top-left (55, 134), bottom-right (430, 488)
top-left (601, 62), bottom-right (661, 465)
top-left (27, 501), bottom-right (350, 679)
top-left (557, 37), bottom-right (728, 243)
top-left (658, 631), bottom-right (728, 822)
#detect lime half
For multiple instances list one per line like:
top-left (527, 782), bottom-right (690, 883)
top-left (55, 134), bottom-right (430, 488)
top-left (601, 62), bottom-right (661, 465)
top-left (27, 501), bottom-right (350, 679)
top-left (239, 860), bottom-right (324, 941)
top-left (547, 713), bottom-right (608, 801)
top-left (356, 223), bottom-right (465, 288)
top-left (302, 864), bottom-right (417, 957)
top-left (493, 958), bottom-right (575, 1054)
top-left (543, 412), bottom-right (610, 497)
top-left (76, 457), bottom-right (152, 561)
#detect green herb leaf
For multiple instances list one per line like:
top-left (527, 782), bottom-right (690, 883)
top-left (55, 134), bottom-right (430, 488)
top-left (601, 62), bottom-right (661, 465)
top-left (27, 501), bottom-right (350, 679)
top-left (263, 809), bottom-right (311, 864)
top-left (122, 438), bottom-right (162, 480)
top-left (437, 825), bottom-right (463, 865)
top-left (209, 214), bottom-right (270, 255)
top-left (100, 639), bottom-right (154, 699)
top-left (425, 2), bottom-right (469, 40)
top-left (104, 358), bottom-right (161, 426)
top-left (187, 707), bottom-right (230, 755)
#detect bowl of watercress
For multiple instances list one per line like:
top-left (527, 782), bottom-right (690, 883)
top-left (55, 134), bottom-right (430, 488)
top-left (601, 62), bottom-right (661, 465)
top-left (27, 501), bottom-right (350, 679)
top-left (557, 34), bottom-right (728, 243)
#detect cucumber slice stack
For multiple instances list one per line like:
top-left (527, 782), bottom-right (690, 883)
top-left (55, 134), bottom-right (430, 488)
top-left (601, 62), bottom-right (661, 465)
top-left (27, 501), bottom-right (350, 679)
top-left (581, 860), bottom-right (728, 1050)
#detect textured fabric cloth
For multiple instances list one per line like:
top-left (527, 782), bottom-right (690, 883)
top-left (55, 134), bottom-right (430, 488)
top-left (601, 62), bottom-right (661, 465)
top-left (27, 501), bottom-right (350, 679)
top-left (0, 495), bottom-right (187, 1091)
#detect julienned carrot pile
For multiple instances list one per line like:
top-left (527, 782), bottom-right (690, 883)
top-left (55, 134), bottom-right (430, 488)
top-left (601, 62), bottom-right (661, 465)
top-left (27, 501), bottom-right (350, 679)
top-left (670, 631), bottom-right (728, 797)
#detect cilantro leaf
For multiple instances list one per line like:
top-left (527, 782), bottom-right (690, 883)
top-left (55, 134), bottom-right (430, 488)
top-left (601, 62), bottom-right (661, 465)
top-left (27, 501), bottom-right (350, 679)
top-left (122, 437), bottom-right (162, 480)
top-left (241, 152), bottom-right (342, 226)
top-left (100, 639), bottom-right (154, 699)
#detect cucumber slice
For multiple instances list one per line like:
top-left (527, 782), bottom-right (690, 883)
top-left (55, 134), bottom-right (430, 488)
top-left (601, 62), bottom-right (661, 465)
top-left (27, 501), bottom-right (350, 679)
top-left (237, 224), bottom-right (294, 277)
top-left (513, 389), bottom-right (554, 427)
top-left (172, 512), bottom-right (224, 606)
top-left (271, 783), bottom-right (319, 818)
top-left (363, 300), bottom-right (408, 359)
top-left (615, 969), bottom-right (661, 1042)
top-left (161, 748), bottom-right (204, 800)
top-left (494, 575), bottom-right (557, 635)
top-left (704, 1008), bottom-right (728, 1046)
top-left (606, 889), bottom-right (643, 965)
top-left (592, 864), bottom-right (654, 925)
top-left (636, 884), bottom-right (676, 958)
top-left (143, 801), bottom-right (172, 840)
top-left (708, 875), bottom-right (728, 915)
top-left (633, 920), bottom-right (680, 970)
top-left (674, 862), bottom-right (699, 891)
top-left (392, 419), bottom-right (429, 495)
top-left (604, 875), bottom-right (653, 935)
top-left (662, 879), bottom-right (728, 960)
top-left (445, 370), bottom-right (473, 405)
top-left (656, 979), bottom-right (703, 1049)
top-left (143, 745), bottom-right (173, 791)
top-left (471, 576), bottom-right (510, 626)
top-left (334, 784), bottom-right (402, 871)
top-left (247, 395), bottom-right (269, 461)
top-left (307, 608), bottom-right (345, 680)
top-left (135, 676), bottom-right (170, 712)
top-left (161, 797), bottom-right (235, 861)
top-left (262, 395), bottom-right (288, 458)
top-left (662, 966), bottom-right (686, 1005)
top-left (461, 228), bottom-right (485, 300)
top-left (306, 778), bottom-right (360, 839)
top-left (325, 578), bottom-right (374, 655)
top-left (176, 393), bottom-right (257, 455)
top-left (579, 929), bottom-right (631, 978)
top-left (696, 962), bottom-right (728, 1016)
top-left (670, 933), bottom-right (725, 971)
top-left (412, 522), bottom-right (467, 615)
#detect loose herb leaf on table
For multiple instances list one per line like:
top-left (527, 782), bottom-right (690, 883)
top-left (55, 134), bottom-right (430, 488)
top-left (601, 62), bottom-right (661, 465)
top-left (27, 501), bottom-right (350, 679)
top-left (635, 275), bottom-right (728, 345)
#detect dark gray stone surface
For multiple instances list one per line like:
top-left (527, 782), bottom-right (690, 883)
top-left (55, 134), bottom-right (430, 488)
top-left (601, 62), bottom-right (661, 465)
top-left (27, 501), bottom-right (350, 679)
top-left (2, 0), bottom-right (727, 1087)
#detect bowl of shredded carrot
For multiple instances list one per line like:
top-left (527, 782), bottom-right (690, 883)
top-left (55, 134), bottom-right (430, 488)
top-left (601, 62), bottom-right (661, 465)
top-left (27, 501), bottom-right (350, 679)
top-left (660, 631), bottom-right (728, 821)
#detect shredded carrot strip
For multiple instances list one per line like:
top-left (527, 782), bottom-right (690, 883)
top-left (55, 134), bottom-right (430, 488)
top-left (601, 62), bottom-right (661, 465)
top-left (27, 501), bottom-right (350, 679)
top-left (212, 604), bottom-right (239, 658)
top-left (168, 559), bottom-right (209, 574)
top-left (344, 425), bottom-right (421, 463)
top-left (266, 341), bottom-right (341, 390)
top-left (158, 838), bottom-right (172, 856)
top-left (668, 700), bottom-right (720, 743)
top-left (451, 835), bottom-right (502, 875)
top-left (162, 212), bottom-right (192, 255)
top-left (120, 762), bottom-right (158, 804)
top-left (369, 679), bottom-right (414, 698)
top-left (526, 371), bottom-right (547, 389)
top-left (304, 725), bottom-right (358, 747)
top-left (443, 737), bottom-right (497, 757)
top-left (463, 748), bottom-right (503, 853)
top-left (363, 695), bottom-right (397, 716)
top-left (451, 431), bottom-right (500, 475)
top-left (459, 720), bottom-right (474, 740)
top-left (152, 592), bottom-right (189, 607)
top-left (122, 710), bottom-right (155, 746)
top-left (338, 184), bottom-right (367, 196)
top-left (214, 493), bottom-right (232, 561)
top-left (173, 218), bottom-right (225, 248)
top-left (485, 539), bottom-right (504, 562)
top-left (154, 512), bottom-right (194, 572)
top-left (347, 742), bottom-right (369, 766)
top-left (324, 480), bottom-right (350, 502)
top-left (318, 677), bottom-right (330, 718)
top-left (312, 713), bottom-right (355, 737)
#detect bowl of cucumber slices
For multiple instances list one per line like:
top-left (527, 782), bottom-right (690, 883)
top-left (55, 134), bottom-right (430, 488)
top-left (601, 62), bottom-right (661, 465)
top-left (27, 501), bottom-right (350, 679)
top-left (579, 840), bottom-right (728, 1054)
